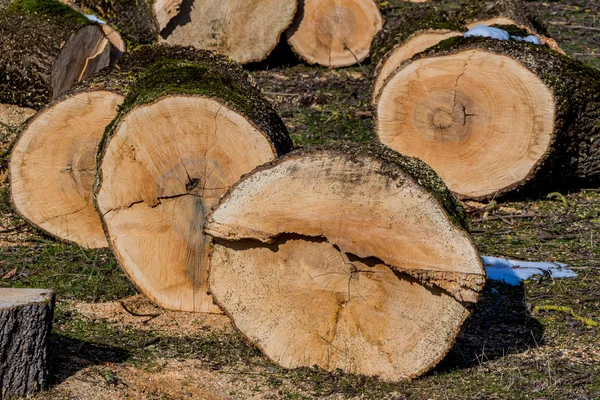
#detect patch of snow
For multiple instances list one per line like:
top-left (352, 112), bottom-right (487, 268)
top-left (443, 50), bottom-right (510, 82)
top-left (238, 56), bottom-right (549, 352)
top-left (482, 256), bottom-right (577, 286)
top-left (513, 35), bottom-right (542, 45)
top-left (464, 24), bottom-right (510, 41)
top-left (85, 14), bottom-right (106, 25)
top-left (464, 25), bottom-right (541, 45)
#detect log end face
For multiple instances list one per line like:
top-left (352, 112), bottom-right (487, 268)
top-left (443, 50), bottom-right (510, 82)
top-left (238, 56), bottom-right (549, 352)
top-left (207, 144), bottom-right (485, 379)
top-left (376, 48), bottom-right (556, 200)
top-left (0, 288), bottom-right (55, 309)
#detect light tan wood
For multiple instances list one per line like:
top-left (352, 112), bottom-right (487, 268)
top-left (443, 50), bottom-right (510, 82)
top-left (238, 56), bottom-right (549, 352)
top-left (51, 25), bottom-right (111, 98)
top-left (96, 96), bottom-right (279, 312)
top-left (206, 149), bottom-right (484, 380)
top-left (10, 92), bottom-right (123, 248)
top-left (153, 0), bottom-right (183, 33)
top-left (158, 0), bottom-right (297, 64)
top-left (466, 17), bottom-right (518, 29)
top-left (286, 0), bottom-right (383, 67)
top-left (372, 30), bottom-right (462, 104)
top-left (101, 24), bottom-right (126, 61)
top-left (375, 50), bottom-right (556, 199)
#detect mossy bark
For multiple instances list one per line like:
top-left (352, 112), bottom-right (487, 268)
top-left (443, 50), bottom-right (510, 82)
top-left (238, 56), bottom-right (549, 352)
top-left (457, 0), bottom-right (547, 35)
top-left (0, 0), bottom-right (93, 109)
top-left (96, 48), bottom-right (294, 162)
top-left (370, 5), bottom-right (465, 70)
top-left (402, 37), bottom-right (600, 196)
top-left (62, 44), bottom-right (254, 101)
top-left (72, 0), bottom-right (157, 44)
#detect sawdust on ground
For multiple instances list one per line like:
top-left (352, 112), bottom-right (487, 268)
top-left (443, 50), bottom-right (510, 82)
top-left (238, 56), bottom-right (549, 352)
top-left (73, 295), bottom-right (233, 336)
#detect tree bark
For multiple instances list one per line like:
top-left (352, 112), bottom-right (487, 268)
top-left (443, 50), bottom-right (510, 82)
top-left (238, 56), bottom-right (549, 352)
top-left (0, 0), bottom-right (115, 109)
top-left (375, 37), bottom-right (600, 200)
top-left (205, 141), bottom-right (485, 381)
top-left (71, 0), bottom-right (158, 44)
top-left (0, 289), bottom-right (55, 398)
top-left (370, 5), bottom-right (465, 103)
top-left (158, 0), bottom-right (298, 64)
top-left (9, 44), bottom-right (248, 250)
top-left (94, 55), bottom-right (293, 312)
top-left (458, 0), bottom-right (546, 35)
top-left (286, 0), bottom-right (383, 67)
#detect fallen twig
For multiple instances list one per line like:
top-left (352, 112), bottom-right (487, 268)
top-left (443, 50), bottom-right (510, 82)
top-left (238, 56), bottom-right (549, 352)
top-left (119, 301), bottom-right (162, 318)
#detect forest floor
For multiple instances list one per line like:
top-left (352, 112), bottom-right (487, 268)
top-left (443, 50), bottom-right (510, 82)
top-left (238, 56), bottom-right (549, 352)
top-left (0, 0), bottom-right (599, 399)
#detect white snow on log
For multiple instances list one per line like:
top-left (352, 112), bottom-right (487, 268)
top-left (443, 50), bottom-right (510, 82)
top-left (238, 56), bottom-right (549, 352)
top-left (464, 25), bottom-right (541, 45)
top-left (482, 256), bottom-right (577, 285)
top-left (513, 35), bottom-right (542, 44)
top-left (464, 25), bottom-right (510, 40)
top-left (85, 14), bottom-right (106, 25)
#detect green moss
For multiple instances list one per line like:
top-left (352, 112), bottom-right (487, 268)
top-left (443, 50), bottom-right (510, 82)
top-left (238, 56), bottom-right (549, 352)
top-left (4, 0), bottom-right (89, 26)
top-left (291, 111), bottom-right (374, 146)
top-left (98, 49), bottom-right (292, 167)
top-left (491, 24), bottom-right (530, 37)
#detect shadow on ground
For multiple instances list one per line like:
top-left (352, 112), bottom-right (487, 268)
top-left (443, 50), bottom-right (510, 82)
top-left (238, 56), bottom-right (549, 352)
top-left (435, 279), bottom-right (544, 372)
top-left (47, 334), bottom-right (130, 385)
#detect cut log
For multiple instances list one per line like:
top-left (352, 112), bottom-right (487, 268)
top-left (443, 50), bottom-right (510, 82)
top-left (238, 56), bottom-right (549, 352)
top-left (375, 37), bottom-right (600, 200)
top-left (157, 0), bottom-right (298, 64)
top-left (0, 0), bottom-right (116, 109)
top-left (9, 45), bottom-right (231, 249)
top-left (286, 0), bottom-right (383, 67)
top-left (205, 142), bottom-right (485, 381)
top-left (95, 60), bottom-right (293, 312)
top-left (370, 6), bottom-right (464, 104)
top-left (0, 288), bottom-right (55, 398)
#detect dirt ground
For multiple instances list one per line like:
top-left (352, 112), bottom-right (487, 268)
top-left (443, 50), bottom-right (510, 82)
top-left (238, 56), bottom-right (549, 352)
top-left (1, 0), bottom-right (599, 399)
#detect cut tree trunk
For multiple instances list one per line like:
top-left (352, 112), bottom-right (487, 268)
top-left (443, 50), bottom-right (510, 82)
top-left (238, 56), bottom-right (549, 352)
top-left (0, 0), bottom-right (117, 109)
top-left (0, 288), bottom-right (55, 398)
top-left (9, 45), bottom-right (234, 249)
top-left (205, 142), bottom-right (485, 381)
top-left (370, 6), bottom-right (465, 104)
top-left (95, 60), bottom-right (293, 313)
top-left (375, 37), bottom-right (600, 200)
top-left (286, 0), bottom-right (383, 67)
top-left (157, 0), bottom-right (298, 64)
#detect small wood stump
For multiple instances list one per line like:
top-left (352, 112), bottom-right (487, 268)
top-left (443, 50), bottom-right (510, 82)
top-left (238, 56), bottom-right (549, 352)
top-left (0, 288), bottom-right (55, 398)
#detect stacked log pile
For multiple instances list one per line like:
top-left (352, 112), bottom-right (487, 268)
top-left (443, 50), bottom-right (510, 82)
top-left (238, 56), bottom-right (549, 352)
top-left (3, 0), bottom-right (600, 387)
top-left (9, 45), bottom-right (251, 250)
